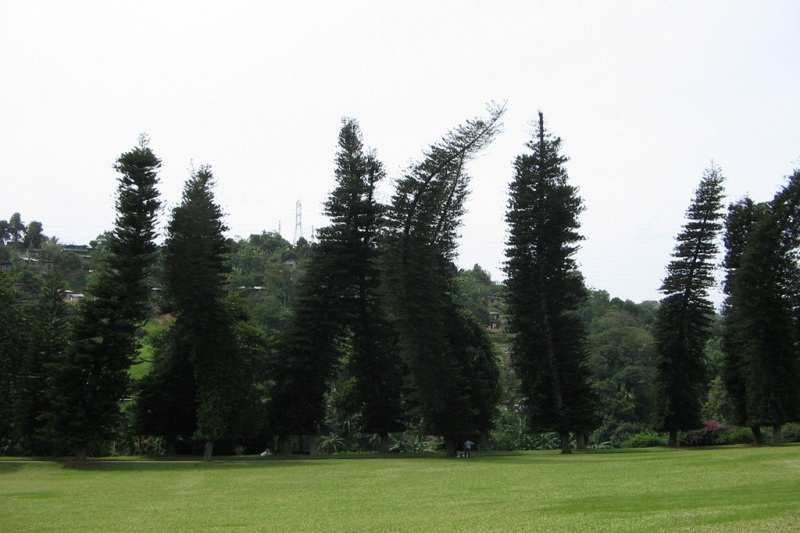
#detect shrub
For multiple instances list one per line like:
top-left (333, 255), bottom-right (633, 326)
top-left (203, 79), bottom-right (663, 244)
top-left (489, 409), bottom-right (536, 450)
top-left (781, 423), bottom-right (800, 443)
top-left (717, 426), bottom-right (756, 445)
top-left (389, 431), bottom-right (442, 453)
top-left (589, 417), bottom-right (647, 448)
top-left (317, 433), bottom-right (346, 454)
top-left (680, 420), bottom-right (736, 446)
top-left (621, 432), bottom-right (667, 448)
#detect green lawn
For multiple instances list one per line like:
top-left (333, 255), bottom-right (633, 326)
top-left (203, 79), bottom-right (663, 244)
top-left (2, 446), bottom-right (799, 532)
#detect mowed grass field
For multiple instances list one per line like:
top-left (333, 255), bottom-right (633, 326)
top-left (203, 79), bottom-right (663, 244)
top-left (2, 445), bottom-right (799, 532)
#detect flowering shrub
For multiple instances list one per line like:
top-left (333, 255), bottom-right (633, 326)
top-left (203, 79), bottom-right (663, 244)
top-left (680, 420), bottom-right (732, 446)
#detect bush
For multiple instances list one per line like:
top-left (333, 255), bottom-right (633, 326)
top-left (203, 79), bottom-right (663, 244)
top-left (716, 426), bottom-right (756, 445)
top-left (389, 431), bottom-right (442, 453)
top-left (489, 409), bottom-right (536, 450)
top-left (680, 420), bottom-right (735, 446)
top-left (781, 423), bottom-right (800, 443)
top-left (621, 432), bottom-right (667, 448)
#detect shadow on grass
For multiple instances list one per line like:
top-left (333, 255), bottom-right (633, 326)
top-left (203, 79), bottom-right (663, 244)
top-left (55, 457), bottom-right (326, 472)
top-left (9, 443), bottom-right (797, 472)
top-left (541, 476), bottom-right (800, 518)
top-left (0, 462), bottom-right (26, 475)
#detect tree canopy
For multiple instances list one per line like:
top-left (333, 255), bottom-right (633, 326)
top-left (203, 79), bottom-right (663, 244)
top-left (652, 165), bottom-right (725, 446)
top-left (504, 111), bottom-right (596, 454)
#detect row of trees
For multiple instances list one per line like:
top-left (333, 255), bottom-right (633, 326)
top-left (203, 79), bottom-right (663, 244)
top-left (651, 164), bottom-right (800, 447)
top-left (2, 107), bottom-right (798, 458)
top-left (721, 171), bottom-right (800, 444)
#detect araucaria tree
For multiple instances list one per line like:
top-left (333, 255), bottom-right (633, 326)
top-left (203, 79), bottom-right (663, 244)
top-left (15, 275), bottom-right (71, 454)
top-left (162, 166), bottom-right (244, 461)
top-left (503, 112), bottom-right (596, 454)
top-left (652, 165), bottom-right (725, 447)
top-left (383, 105), bottom-right (503, 456)
top-left (722, 170), bottom-right (800, 445)
top-left (721, 197), bottom-right (769, 443)
top-left (270, 119), bottom-right (404, 452)
top-left (45, 135), bottom-right (161, 459)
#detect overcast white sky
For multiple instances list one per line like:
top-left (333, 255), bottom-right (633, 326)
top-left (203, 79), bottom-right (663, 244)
top-left (2, 1), bottom-right (799, 304)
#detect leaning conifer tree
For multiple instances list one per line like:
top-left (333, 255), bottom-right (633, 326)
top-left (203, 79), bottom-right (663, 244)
top-left (45, 135), bottom-right (161, 459)
top-left (504, 112), bottom-right (596, 454)
top-left (652, 165), bottom-right (725, 447)
top-left (383, 104), bottom-right (503, 456)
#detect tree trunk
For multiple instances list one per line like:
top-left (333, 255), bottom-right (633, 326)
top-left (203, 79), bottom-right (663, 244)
top-left (277, 435), bottom-right (293, 454)
top-left (772, 425), bottom-right (782, 446)
top-left (203, 440), bottom-right (214, 461)
top-left (308, 434), bottom-right (320, 455)
top-left (559, 432), bottom-right (572, 454)
top-left (444, 436), bottom-right (457, 457)
top-left (378, 432), bottom-right (390, 454)
top-left (576, 432), bottom-right (587, 450)
top-left (165, 436), bottom-right (177, 456)
top-left (751, 426), bottom-right (764, 444)
top-left (667, 429), bottom-right (678, 448)
top-left (75, 446), bottom-right (88, 461)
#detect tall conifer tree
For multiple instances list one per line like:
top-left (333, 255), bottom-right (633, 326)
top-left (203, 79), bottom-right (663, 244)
top-left (270, 119), bottom-right (404, 451)
top-left (45, 136), bottom-right (160, 459)
top-left (162, 166), bottom-right (244, 460)
top-left (721, 197), bottom-right (769, 443)
top-left (653, 166), bottom-right (725, 447)
top-left (503, 112), bottom-right (595, 454)
top-left (16, 275), bottom-right (71, 454)
top-left (0, 271), bottom-right (28, 454)
top-left (723, 170), bottom-right (800, 444)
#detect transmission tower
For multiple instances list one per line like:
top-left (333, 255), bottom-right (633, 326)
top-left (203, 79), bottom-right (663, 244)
top-left (294, 200), bottom-right (303, 244)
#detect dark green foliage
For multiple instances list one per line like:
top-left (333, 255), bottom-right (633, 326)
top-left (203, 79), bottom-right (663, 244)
top-left (229, 305), bottom-right (273, 443)
top-left (456, 264), bottom-right (502, 327)
top-left (323, 119), bottom-right (404, 441)
top-left (781, 423), bottom-right (800, 443)
top-left (163, 167), bottom-right (229, 327)
top-left (721, 198), bottom-right (769, 429)
top-left (504, 112), bottom-right (596, 453)
top-left (134, 325), bottom-right (197, 454)
top-left (271, 119), bottom-right (404, 446)
top-left (0, 218), bottom-right (11, 245)
top-left (722, 171), bottom-right (800, 440)
top-left (620, 432), bottom-right (667, 448)
top-left (0, 271), bottom-right (29, 454)
top-left (442, 306), bottom-right (501, 439)
top-left (6, 212), bottom-right (25, 247)
top-left (653, 166), bottom-right (725, 444)
top-left (584, 291), bottom-right (658, 445)
top-left (383, 105), bottom-right (504, 454)
top-left (23, 220), bottom-right (45, 250)
top-left (269, 268), bottom-right (340, 438)
top-left (676, 420), bottom-right (761, 447)
top-left (44, 136), bottom-right (161, 458)
top-left (162, 166), bottom-right (246, 458)
top-left (228, 232), bottom-right (298, 332)
top-left (13, 275), bottom-right (71, 454)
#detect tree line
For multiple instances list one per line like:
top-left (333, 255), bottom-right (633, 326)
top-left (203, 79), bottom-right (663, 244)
top-left (2, 106), bottom-right (799, 459)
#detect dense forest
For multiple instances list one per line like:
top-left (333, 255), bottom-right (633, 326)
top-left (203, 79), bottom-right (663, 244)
top-left (2, 109), bottom-right (799, 459)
